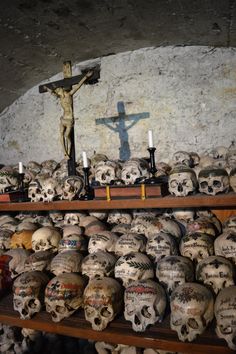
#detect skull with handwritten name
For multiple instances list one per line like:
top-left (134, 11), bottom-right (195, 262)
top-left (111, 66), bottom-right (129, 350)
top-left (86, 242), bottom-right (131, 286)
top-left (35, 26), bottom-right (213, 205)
top-left (81, 251), bottom-right (117, 280)
top-left (214, 229), bottom-right (236, 265)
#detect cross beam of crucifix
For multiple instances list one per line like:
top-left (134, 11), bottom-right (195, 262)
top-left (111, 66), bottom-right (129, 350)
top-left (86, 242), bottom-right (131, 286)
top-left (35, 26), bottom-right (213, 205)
top-left (39, 61), bottom-right (99, 175)
top-left (96, 101), bottom-right (150, 160)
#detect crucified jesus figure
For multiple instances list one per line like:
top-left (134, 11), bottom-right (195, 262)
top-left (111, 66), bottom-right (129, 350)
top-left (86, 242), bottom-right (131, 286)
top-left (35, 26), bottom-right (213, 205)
top-left (44, 70), bottom-right (93, 159)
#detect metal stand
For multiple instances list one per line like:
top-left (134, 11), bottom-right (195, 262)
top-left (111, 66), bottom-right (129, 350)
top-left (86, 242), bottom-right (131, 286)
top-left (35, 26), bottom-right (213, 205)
top-left (79, 167), bottom-right (94, 200)
top-left (145, 147), bottom-right (167, 184)
top-left (18, 173), bottom-right (27, 202)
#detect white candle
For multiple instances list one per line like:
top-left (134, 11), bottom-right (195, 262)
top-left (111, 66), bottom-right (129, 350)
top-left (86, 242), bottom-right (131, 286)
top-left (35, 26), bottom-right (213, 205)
top-left (148, 130), bottom-right (154, 148)
top-left (82, 151), bottom-right (88, 168)
top-left (19, 162), bottom-right (23, 174)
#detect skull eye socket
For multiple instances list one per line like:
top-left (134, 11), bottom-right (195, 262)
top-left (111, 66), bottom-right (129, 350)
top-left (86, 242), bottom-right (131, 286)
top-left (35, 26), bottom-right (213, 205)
top-left (101, 306), bottom-right (112, 317)
top-left (200, 181), bottom-right (208, 189)
top-left (170, 180), bottom-right (178, 188)
top-left (141, 305), bottom-right (152, 318)
top-left (220, 325), bottom-right (232, 334)
top-left (213, 180), bottom-right (222, 188)
top-left (188, 318), bottom-right (199, 329)
top-left (55, 305), bottom-right (66, 314)
top-left (28, 298), bottom-right (38, 309)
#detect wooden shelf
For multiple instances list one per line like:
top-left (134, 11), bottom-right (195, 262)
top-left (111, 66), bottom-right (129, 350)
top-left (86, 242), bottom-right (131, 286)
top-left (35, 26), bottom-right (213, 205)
top-left (0, 293), bottom-right (233, 354)
top-left (0, 193), bottom-right (235, 211)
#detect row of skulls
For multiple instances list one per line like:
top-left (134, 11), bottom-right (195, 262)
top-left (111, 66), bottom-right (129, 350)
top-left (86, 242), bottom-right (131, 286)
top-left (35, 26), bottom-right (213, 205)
top-left (0, 145), bottom-right (235, 201)
top-left (0, 208), bottom-right (236, 350)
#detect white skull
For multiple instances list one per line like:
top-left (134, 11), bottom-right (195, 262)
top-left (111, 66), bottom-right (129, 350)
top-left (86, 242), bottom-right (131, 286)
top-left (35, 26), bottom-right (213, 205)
top-left (115, 233), bottom-right (147, 256)
top-left (60, 175), bottom-right (84, 201)
top-left (81, 251), bottom-right (117, 280)
top-left (172, 208), bottom-right (195, 224)
top-left (112, 223), bottom-right (132, 235)
top-left (95, 160), bottom-right (122, 185)
top-left (40, 177), bottom-right (59, 202)
top-left (13, 271), bottom-right (49, 319)
top-left (124, 279), bottom-right (166, 332)
top-left (26, 161), bottom-right (41, 175)
top-left (186, 217), bottom-right (216, 238)
top-left (214, 229), bottom-right (236, 265)
top-left (168, 165), bottom-right (198, 197)
top-left (172, 151), bottom-right (193, 167)
top-left (170, 283), bottom-right (214, 342)
top-left (79, 215), bottom-right (108, 236)
top-left (89, 210), bottom-right (108, 221)
top-left (130, 215), bottom-right (156, 235)
top-left (115, 252), bottom-right (154, 287)
top-left (0, 229), bottom-right (14, 250)
top-left (196, 256), bottom-right (235, 295)
top-left (121, 158), bottom-right (149, 185)
top-left (230, 168), bottom-right (236, 192)
top-left (31, 226), bottom-right (61, 253)
top-left (156, 256), bottom-right (194, 297)
top-left (64, 212), bottom-right (86, 225)
top-left (107, 210), bottom-right (133, 225)
top-left (180, 233), bottom-right (214, 263)
top-left (49, 210), bottom-right (64, 224)
top-left (28, 179), bottom-right (43, 202)
top-left (95, 342), bottom-right (140, 354)
top-left (198, 167), bottom-right (229, 195)
top-left (88, 231), bottom-right (119, 253)
top-left (5, 248), bottom-right (31, 278)
top-left (50, 250), bottom-right (83, 276)
top-left (0, 171), bottom-right (18, 193)
top-left (24, 250), bottom-right (54, 272)
top-left (45, 273), bottom-right (85, 322)
top-left (144, 216), bottom-right (182, 243)
top-left (146, 232), bottom-right (178, 263)
top-left (223, 215), bottom-right (236, 231)
top-left (209, 146), bottom-right (228, 160)
top-left (226, 149), bottom-right (236, 168)
top-left (214, 286), bottom-right (236, 350)
top-left (84, 277), bottom-right (123, 331)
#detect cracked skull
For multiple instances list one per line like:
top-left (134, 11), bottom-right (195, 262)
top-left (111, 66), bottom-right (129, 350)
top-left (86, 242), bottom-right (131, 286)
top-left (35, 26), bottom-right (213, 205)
top-left (31, 226), bottom-right (61, 253)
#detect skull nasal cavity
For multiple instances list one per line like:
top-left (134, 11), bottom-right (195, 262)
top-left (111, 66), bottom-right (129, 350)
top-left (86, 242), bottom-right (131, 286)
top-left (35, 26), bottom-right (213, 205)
top-left (94, 317), bottom-right (101, 325)
top-left (134, 315), bottom-right (141, 325)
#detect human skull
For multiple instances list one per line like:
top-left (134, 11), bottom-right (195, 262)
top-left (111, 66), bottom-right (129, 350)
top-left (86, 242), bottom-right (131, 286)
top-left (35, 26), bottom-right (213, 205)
top-left (111, 223), bottom-right (132, 235)
top-left (81, 251), bottom-right (117, 280)
top-left (16, 221), bottom-right (39, 232)
top-left (214, 286), bottom-right (236, 350)
top-left (115, 252), bottom-right (154, 287)
top-left (196, 256), bottom-right (235, 295)
top-left (144, 216), bottom-right (182, 243)
top-left (172, 151), bottom-right (193, 167)
top-left (84, 277), bottom-right (123, 331)
top-left (230, 168), bottom-right (236, 192)
top-left (48, 210), bottom-right (64, 224)
top-left (121, 158), bottom-right (149, 185)
top-left (186, 217), bottom-right (216, 238)
top-left (39, 177), bottom-right (59, 202)
top-left (198, 167), bottom-right (229, 195)
top-left (89, 210), bottom-right (108, 221)
top-left (0, 170), bottom-right (18, 193)
top-left (172, 208), bottom-right (195, 224)
top-left (170, 283), bottom-right (214, 342)
top-left (168, 165), bottom-right (198, 197)
top-left (60, 175), bottom-right (84, 201)
top-left (26, 161), bottom-right (41, 175)
top-left (226, 149), bottom-right (236, 168)
top-left (79, 215), bottom-right (108, 236)
top-left (28, 179), bottom-right (43, 202)
top-left (50, 250), bottom-right (83, 276)
top-left (107, 210), bottom-right (133, 225)
top-left (10, 230), bottom-right (34, 250)
top-left (115, 233), bottom-right (147, 256)
top-left (209, 146), bottom-right (228, 160)
top-left (146, 232), bottom-right (178, 263)
top-left (156, 256), bottom-right (194, 297)
top-left (45, 273), bottom-right (85, 322)
top-left (31, 226), bottom-right (61, 253)
top-left (64, 212), bottom-right (86, 225)
top-left (179, 233), bottom-right (214, 263)
top-left (130, 215), bottom-right (156, 235)
top-left (124, 279), bottom-right (166, 332)
top-left (13, 271), bottom-right (49, 319)
top-left (41, 159), bottom-right (58, 174)
top-left (88, 231), bottom-right (119, 253)
top-left (223, 215), bottom-right (236, 231)
top-left (0, 229), bottom-right (14, 250)
top-left (214, 229), bottom-right (236, 265)
top-left (95, 342), bottom-right (140, 354)
top-left (4, 248), bottom-right (31, 278)
top-left (95, 160), bottom-right (122, 185)
top-left (24, 250), bottom-right (54, 272)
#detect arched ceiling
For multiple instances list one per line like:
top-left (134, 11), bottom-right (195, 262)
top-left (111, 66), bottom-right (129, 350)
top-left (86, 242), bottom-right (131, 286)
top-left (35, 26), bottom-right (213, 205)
top-left (0, 0), bottom-right (235, 113)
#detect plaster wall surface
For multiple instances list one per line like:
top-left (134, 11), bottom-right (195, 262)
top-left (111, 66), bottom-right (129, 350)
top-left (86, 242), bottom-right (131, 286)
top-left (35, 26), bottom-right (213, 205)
top-left (0, 46), bottom-right (235, 165)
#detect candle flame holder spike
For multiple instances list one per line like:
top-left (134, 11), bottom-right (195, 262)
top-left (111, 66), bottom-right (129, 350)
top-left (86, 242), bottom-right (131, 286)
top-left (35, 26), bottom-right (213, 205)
top-left (79, 167), bottom-right (94, 200)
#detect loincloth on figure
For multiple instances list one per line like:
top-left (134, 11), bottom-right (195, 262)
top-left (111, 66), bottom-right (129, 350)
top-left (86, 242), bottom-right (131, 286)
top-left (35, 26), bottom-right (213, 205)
top-left (60, 116), bottom-right (74, 128)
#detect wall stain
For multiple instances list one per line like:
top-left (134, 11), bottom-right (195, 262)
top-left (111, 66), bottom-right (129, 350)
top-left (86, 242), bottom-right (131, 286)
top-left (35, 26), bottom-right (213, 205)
top-left (7, 140), bottom-right (20, 150)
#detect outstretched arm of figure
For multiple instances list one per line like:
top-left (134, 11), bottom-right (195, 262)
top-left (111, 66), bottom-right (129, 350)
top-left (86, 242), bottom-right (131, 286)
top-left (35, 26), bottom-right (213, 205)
top-left (70, 70), bottom-right (93, 96)
top-left (103, 122), bottom-right (118, 132)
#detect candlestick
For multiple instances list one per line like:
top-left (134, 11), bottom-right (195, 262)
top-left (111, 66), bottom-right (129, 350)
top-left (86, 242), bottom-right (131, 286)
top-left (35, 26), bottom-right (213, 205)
top-left (19, 162), bottom-right (23, 174)
top-left (145, 147), bottom-right (168, 185)
top-left (148, 130), bottom-right (154, 148)
top-left (82, 151), bottom-right (88, 168)
top-left (79, 167), bottom-right (94, 200)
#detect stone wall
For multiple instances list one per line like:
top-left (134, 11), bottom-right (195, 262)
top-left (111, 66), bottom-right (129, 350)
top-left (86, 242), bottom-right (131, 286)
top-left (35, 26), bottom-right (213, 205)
top-left (0, 46), bottom-right (235, 165)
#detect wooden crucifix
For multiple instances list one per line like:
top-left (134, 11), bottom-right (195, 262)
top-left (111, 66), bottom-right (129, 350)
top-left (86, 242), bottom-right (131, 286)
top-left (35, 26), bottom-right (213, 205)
top-left (96, 101), bottom-right (150, 160)
top-left (39, 61), bottom-right (98, 175)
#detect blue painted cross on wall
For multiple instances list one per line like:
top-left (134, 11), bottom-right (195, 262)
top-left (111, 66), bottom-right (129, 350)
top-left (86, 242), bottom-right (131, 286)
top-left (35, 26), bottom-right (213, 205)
top-left (95, 102), bottom-right (150, 160)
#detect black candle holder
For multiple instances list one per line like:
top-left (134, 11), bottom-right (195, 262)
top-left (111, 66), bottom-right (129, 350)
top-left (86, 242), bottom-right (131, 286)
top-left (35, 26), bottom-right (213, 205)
top-left (18, 173), bottom-right (25, 193)
top-left (79, 167), bottom-right (94, 200)
top-left (145, 147), bottom-right (168, 184)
